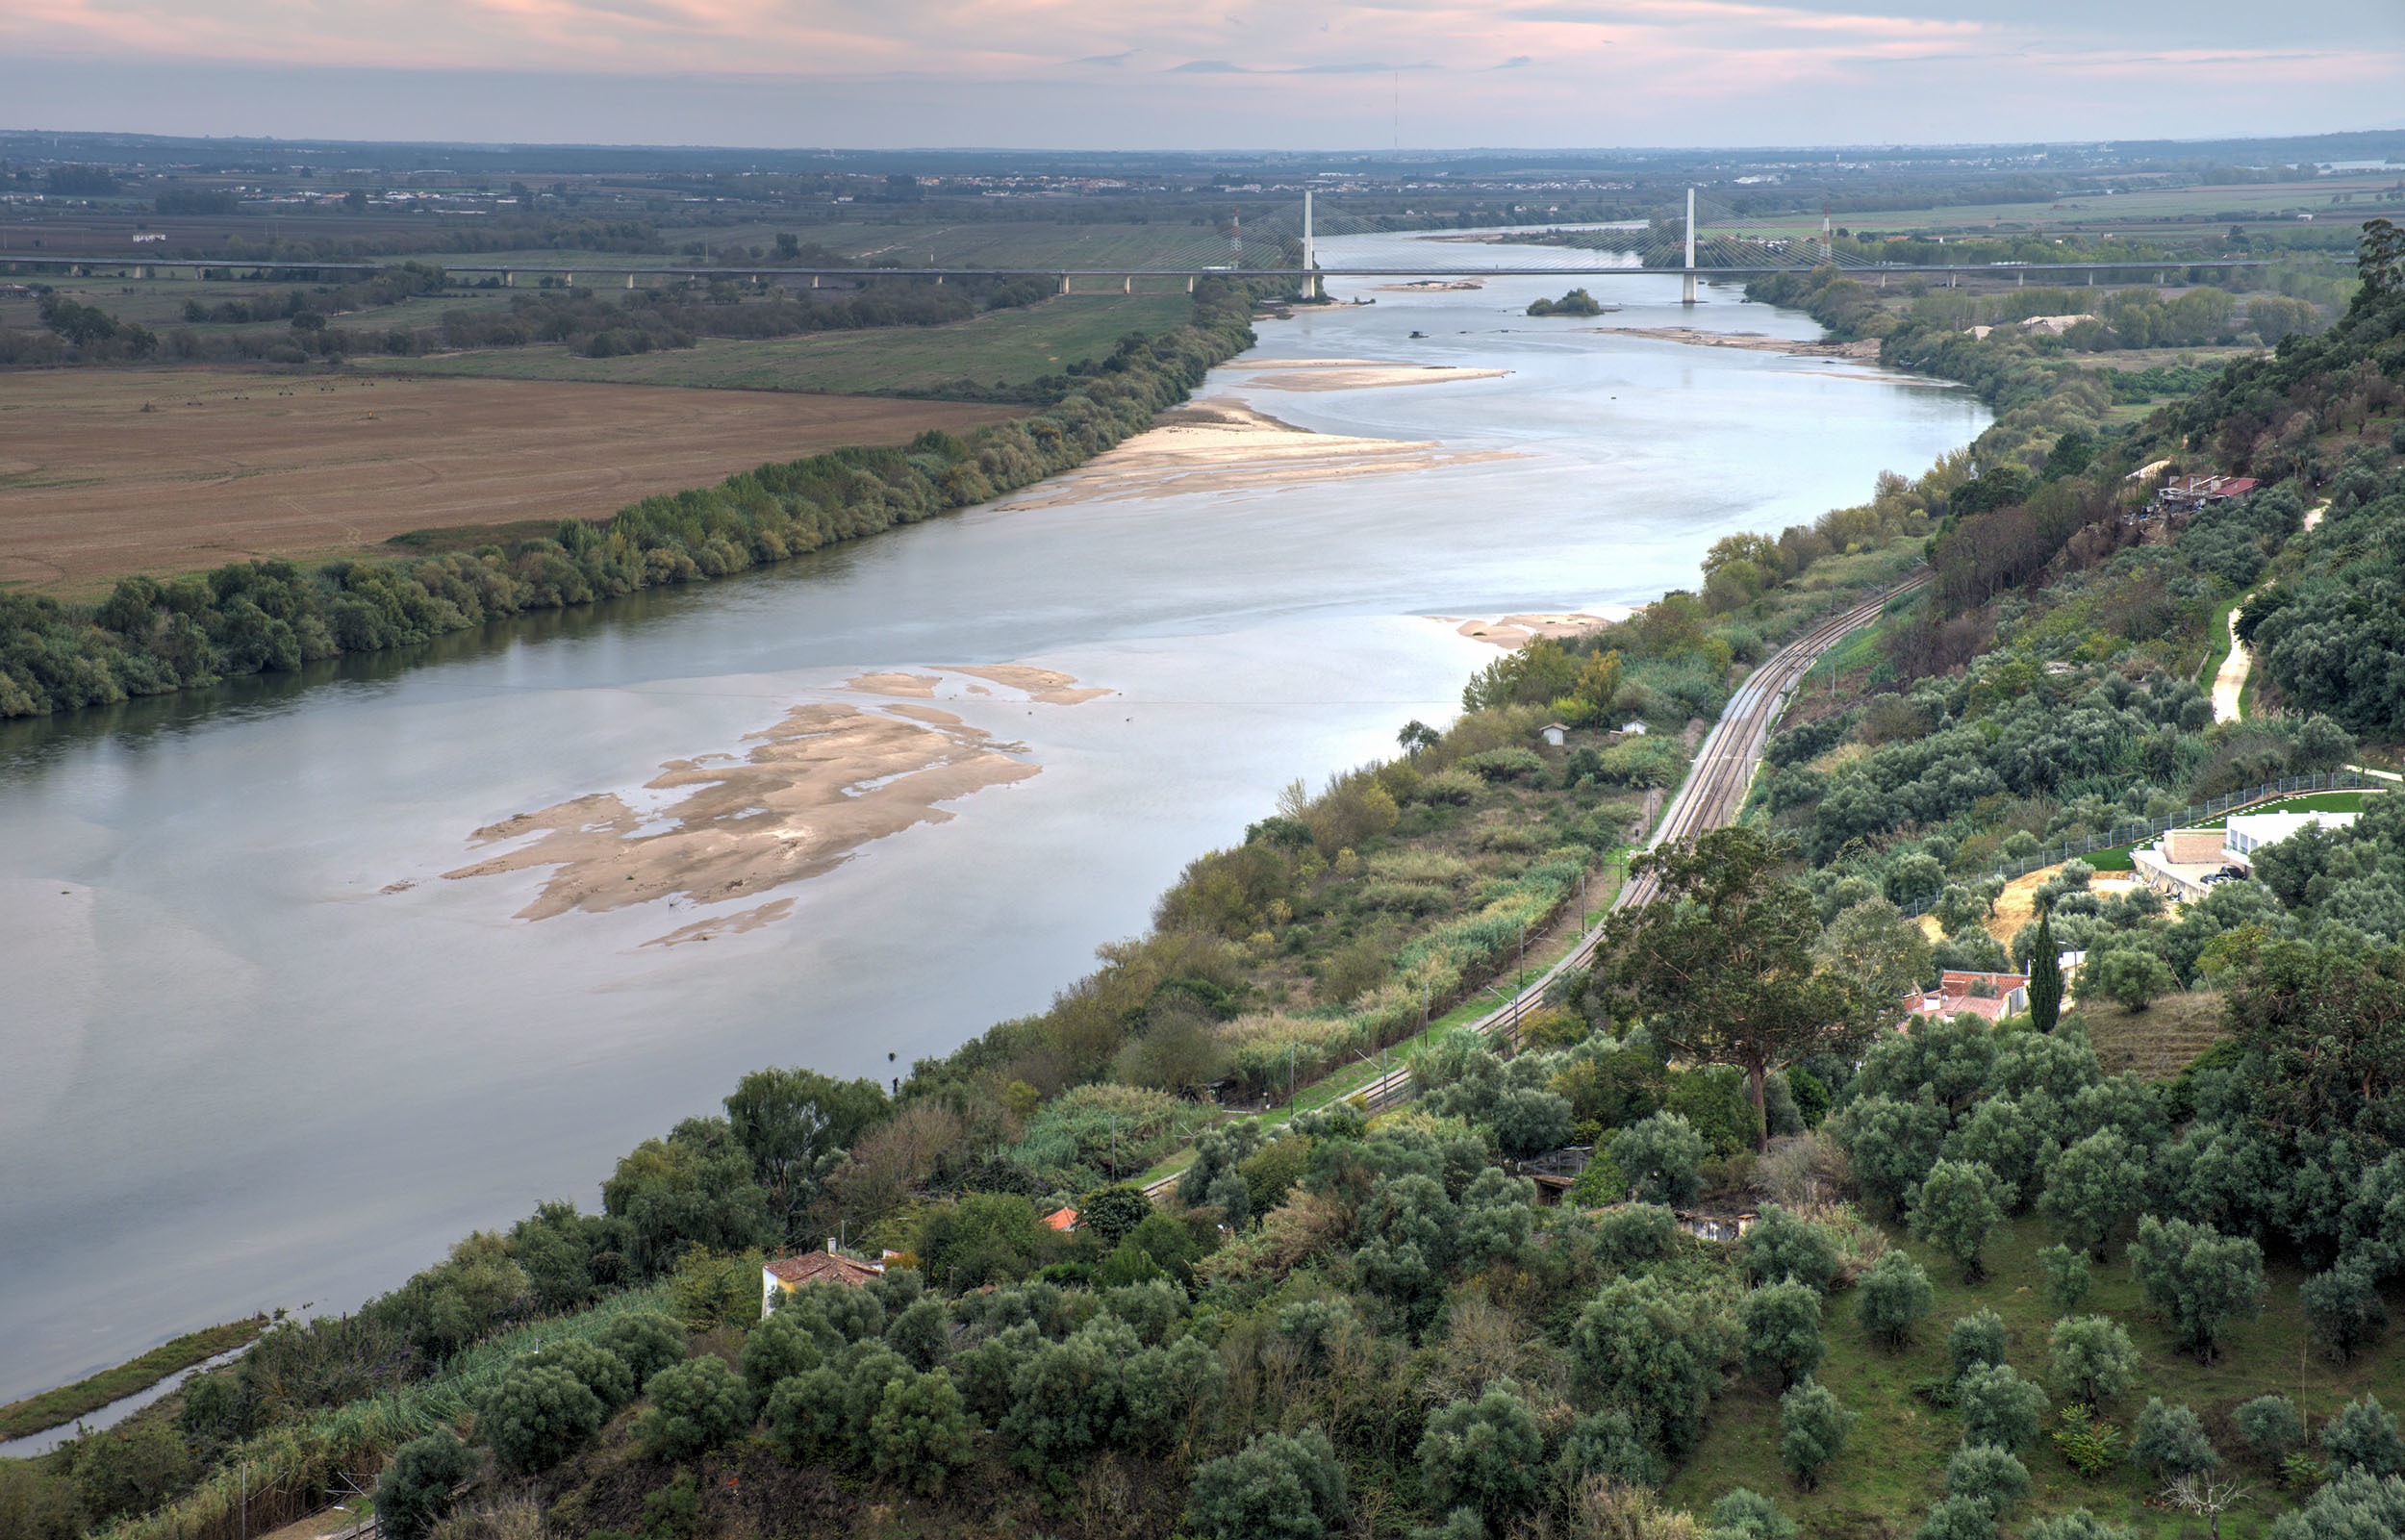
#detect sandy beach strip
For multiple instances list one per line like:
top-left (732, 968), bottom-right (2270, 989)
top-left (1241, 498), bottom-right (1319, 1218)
top-left (1000, 397), bottom-right (1522, 508)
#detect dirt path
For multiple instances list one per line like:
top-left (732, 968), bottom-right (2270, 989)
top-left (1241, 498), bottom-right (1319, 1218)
top-left (2213, 501), bottom-right (2324, 722)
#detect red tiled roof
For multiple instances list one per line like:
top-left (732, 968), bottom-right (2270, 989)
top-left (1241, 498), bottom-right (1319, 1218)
top-left (1041, 1207), bottom-right (1078, 1232)
top-left (764, 1250), bottom-right (883, 1289)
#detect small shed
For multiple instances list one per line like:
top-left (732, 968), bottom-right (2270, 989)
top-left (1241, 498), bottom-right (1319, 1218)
top-left (1619, 720), bottom-right (1649, 736)
top-left (762, 1243), bottom-right (885, 1319)
top-left (1540, 722), bottom-right (1570, 747)
top-left (1040, 1206), bottom-right (1079, 1233)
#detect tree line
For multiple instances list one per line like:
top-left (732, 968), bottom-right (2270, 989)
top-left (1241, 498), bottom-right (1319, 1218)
top-left (0, 280), bottom-right (1272, 720)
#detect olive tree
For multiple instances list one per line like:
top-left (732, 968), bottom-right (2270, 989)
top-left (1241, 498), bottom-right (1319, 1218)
top-left (2040, 1129), bottom-right (2148, 1258)
top-left (2323, 1396), bottom-right (2405, 1477)
top-left (2080, 949), bottom-right (2178, 1011)
top-left (2237, 1395), bottom-right (2307, 1464)
top-left (1572, 1275), bottom-right (1723, 1460)
top-left (2302, 1265), bottom-right (2389, 1363)
top-left (1912, 1160), bottom-right (2011, 1280)
top-left (1418, 1379), bottom-right (1546, 1531)
top-left (1739, 1203), bottom-right (1838, 1294)
top-left (2129, 1216), bottom-right (2266, 1363)
top-left (2049, 1316), bottom-right (2139, 1408)
top-left (1709, 1486), bottom-right (1800, 1538)
top-left (2132, 1399), bottom-right (2221, 1480)
top-left (1609, 1112), bottom-right (1707, 1208)
top-left (2038, 1244), bottom-right (2093, 1317)
top-left (1855, 1250), bottom-right (1935, 1349)
top-left (1958, 1364), bottom-right (2047, 1452)
top-left (1946, 1311), bottom-right (2009, 1383)
top-left (1742, 1280), bottom-right (1826, 1390)
top-left (1780, 1378), bottom-right (1855, 1490)
top-left (1946, 1443), bottom-right (2032, 1516)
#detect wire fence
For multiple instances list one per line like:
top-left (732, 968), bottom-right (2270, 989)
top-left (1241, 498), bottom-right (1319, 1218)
top-left (1895, 770), bottom-right (2375, 919)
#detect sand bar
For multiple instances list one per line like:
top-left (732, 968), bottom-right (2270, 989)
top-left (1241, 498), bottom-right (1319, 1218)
top-left (443, 699), bottom-right (1049, 937)
top-left (1584, 326), bottom-right (1881, 361)
top-left (1234, 359), bottom-right (1510, 391)
top-left (1437, 611), bottom-right (1631, 648)
top-left (1000, 397), bottom-right (1521, 508)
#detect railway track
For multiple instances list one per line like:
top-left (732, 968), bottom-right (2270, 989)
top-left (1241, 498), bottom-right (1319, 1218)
top-left (1143, 573), bottom-right (1923, 1196)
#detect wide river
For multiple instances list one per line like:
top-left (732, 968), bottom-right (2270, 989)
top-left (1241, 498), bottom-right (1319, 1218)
top-left (0, 233), bottom-right (1984, 1407)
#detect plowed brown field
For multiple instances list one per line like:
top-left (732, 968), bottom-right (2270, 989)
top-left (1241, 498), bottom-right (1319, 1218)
top-left (0, 370), bottom-right (1014, 593)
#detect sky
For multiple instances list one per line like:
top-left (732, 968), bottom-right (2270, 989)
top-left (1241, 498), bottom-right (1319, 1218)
top-left (0, 0), bottom-right (2399, 151)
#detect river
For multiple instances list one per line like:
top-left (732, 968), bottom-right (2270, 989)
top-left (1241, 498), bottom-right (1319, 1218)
top-left (0, 232), bottom-right (1985, 1408)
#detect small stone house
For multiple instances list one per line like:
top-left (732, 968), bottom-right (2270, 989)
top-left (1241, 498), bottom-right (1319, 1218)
top-left (762, 1243), bottom-right (884, 1319)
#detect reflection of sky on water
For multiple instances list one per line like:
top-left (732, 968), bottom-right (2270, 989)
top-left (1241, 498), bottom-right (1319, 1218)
top-left (0, 229), bottom-right (1986, 1405)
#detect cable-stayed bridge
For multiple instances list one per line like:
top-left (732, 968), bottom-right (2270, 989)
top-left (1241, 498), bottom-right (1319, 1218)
top-left (5, 189), bottom-right (2298, 290)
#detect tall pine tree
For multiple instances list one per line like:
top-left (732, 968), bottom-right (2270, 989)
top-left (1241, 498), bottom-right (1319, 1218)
top-left (2027, 909), bottom-right (2063, 1033)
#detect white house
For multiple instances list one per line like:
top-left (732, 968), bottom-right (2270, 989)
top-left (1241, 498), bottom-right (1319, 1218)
top-left (1540, 722), bottom-right (1570, 747)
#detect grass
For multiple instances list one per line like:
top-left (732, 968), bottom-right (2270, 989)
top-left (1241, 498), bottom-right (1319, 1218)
top-left (2073, 993), bottom-right (2231, 1079)
top-left (1663, 1213), bottom-right (2402, 1538)
top-left (354, 290), bottom-right (1194, 396)
top-left (2195, 594), bottom-right (2240, 686)
top-left (0, 1317), bottom-right (268, 1439)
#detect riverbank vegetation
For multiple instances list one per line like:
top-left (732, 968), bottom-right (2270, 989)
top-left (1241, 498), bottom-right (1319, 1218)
top-left (0, 279), bottom-right (1269, 720)
top-left (0, 1319), bottom-right (267, 1442)
top-left (15, 226), bottom-right (2405, 1540)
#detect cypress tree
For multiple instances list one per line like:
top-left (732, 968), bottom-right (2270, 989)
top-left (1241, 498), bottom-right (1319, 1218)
top-left (2027, 909), bottom-right (2063, 1033)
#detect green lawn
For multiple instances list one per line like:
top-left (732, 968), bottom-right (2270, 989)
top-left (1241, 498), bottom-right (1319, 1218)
top-left (353, 291), bottom-right (1195, 395)
top-left (1664, 1215), bottom-right (2403, 1538)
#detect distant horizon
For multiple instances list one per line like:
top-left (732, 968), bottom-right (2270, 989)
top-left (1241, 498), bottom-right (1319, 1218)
top-left (2, 0), bottom-right (2399, 153)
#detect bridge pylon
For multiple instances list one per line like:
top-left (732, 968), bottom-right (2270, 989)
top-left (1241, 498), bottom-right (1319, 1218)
top-left (1682, 187), bottom-right (1698, 305)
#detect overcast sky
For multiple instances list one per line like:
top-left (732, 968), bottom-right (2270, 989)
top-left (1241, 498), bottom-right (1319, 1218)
top-left (2, 0), bottom-right (2399, 151)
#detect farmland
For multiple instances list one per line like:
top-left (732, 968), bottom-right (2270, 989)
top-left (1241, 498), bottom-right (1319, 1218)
top-left (0, 370), bottom-right (1013, 593)
top-left (353, 290), bottom-right (1195, 394)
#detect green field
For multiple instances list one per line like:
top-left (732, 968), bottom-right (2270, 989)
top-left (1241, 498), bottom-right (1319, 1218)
top-left (354, 290), bottom-right (1197, 394)
top-left (1664, 1213), bottom-right (2398, 1538)
top-left (1720, 174), bottom-right (2405, 238)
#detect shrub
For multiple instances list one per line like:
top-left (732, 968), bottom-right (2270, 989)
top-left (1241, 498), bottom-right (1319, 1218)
top-left (2053, 1405), bottom-right (2127, 1477)
top-left (481, 1363), bottom-right (606, 1474)
top-left (1572, 1275), bottom-right (1722, 1460)
top-left (1958, 1364), bottom-right (2047, 1453)
top-left (1781, 1378), bottom-right (1856, 1491)
top-left (1743, 1280), bottom-right (1826, 1390)
top-left (1186, 1427), bottom-right (1350, 1540)
top-left (2023, 1512), bottom-right (2136, 1540)
top-left (373, 1431), bottom-right (476, 1540)
top-left (1609, 1112), bottom-right (1707, 1207)
top-left (638, 1355), bottom-right (756, 1460)
top-left (2131, 1399), bottom-right (2221, 1479)
top-left (2237, 1394), bottom-right (2307, 1464)
top-left (2323, 1395), bottom-right (2405, 1476)
top-left (884, 1296), bottom-right (952, 1370)
top-left (1946, 1310), bottom-right (2009, 1383)
top-left (593, 1312), bottom-right (687, 1383)
top-left (517, 1338), bottom-right (636, 1413)
top-left (1856, 1250), bottom-right (1935, 1348)
top-left (2048, 1316), bottom-right (2139, 1408)
top-left (739, 1308), bottom-right (824, 1387)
